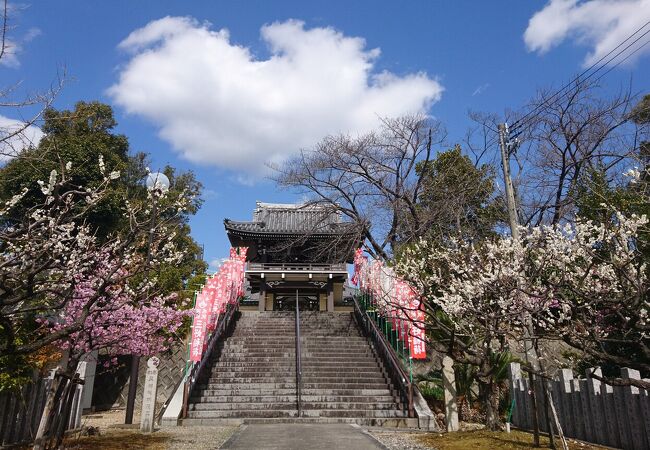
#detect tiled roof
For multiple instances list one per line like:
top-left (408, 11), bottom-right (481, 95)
top-left (225, 201), bottom-right (351, 234)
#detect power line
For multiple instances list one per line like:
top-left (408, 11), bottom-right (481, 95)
top-left (510, 20), bottom-right (650, 134)
top-left (592, 35), bottom-right (650, 85)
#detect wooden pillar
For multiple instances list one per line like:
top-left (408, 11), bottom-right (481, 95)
top-left (258, 284), bottom-right (266, 312)
top-left (326, 280), bottom-right (334, 312)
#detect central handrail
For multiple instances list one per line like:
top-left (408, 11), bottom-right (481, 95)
top-left (294, 289), bottom-right (302, 417)
top-left (182, 303), bottom-right (237, 418)
top-left (352, 295), bottom-right (414, 418)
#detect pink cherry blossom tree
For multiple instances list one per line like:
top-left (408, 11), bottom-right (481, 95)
top-left (0, 159), bottom-right (194, 448)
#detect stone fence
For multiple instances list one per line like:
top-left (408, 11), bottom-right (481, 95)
top-left (508, 362), bottom-right (650, 450)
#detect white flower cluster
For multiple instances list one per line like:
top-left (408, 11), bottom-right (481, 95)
top-left (396, 212), bottom-right (648, 353)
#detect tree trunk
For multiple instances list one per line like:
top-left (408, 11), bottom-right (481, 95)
top-left (478, 379), bottom-right (502, 431)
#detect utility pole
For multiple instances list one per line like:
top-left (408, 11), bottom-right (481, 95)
top-left (497, 123), bottom-right (539, 370)
top-left (499, 123), bottom-right (561, 446)
top-left (498, 123), bottom-right (520, 241)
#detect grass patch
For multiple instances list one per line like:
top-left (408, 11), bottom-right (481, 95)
top-left (61, 430), bottom-right (169, 450)
top-left (415, 429), bottom-right (604, 450)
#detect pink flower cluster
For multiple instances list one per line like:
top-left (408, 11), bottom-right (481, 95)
top-left (46, 253), bottom-right (189, 361)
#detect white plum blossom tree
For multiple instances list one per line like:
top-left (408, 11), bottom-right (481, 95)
top-left (396, 211), bottom-right (649, 428)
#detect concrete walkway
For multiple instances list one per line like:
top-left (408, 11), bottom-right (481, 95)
top-left (221, 424), bottom-right (386, 450)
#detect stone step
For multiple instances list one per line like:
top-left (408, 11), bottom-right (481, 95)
top-left (186, 409), bottom-right (407, 419)
top-left (223, 340), bottom-right (370, 346)
top-left (215, 353), bottom-right (376, 360)
top-left (195, 388), bottom-right (393, 397)
top-left (190, 395), bottom-right (397, 404)
top-left (215, 355), bottom-right (378, 363)
top-left (198, 382), bottom-right (392, 390)
top-left (220, 344), bottom-right (372, 351)
top-left (225, 341), bottom-right (372, 345)
top-left (181, 417), bottom-right (419, 428)
top-left (207, 375), bottom-right (387, 384)
top-left (185, 311), bottom-right (408, 428)
top-left (209, 364), bottom-right (379, 372)
top-left (208, 369), bottom-right (384, 377)
top-left (189, 402), bottom-right (400, 411)
top-left (210, 361), bottom-right (380, 369)
top-left (221, 346), bottom-right (374, 352)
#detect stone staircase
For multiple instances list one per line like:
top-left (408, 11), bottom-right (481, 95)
top-left (184, 311), bottom-right (414, 426)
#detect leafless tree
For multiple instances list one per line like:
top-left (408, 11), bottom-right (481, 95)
top-left (0, 0), bottom-right (63, 162)
top-left (272, 114), bottom-right (447, 260)
top-left (467, 81), bottom-right (643, 228)
top-left (513, 80), bottom-right (641, 226)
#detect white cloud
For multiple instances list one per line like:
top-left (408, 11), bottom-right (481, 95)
top-left (0, 115), bottom-right (44, 162)
top-left (524, 0), bottom-right (650, 66)
top-left (208, 258), bottom-right (228, 272)
top-left (108, 17), bottom-right (443, 175)
top-left (0, 27), bottom-right (42, 68)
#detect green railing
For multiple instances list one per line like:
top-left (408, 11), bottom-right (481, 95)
top-left (355, 289), bottom-right (413, 382)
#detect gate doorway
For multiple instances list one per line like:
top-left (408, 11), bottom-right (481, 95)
top-left (273, 292), bottom-right (320, 311)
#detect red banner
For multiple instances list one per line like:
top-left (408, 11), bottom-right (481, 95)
top-left (189, 290), bottom-right (211, 362)
top-left (409, 304), bottom-right (427, 360)
top-left (352, 249), bottom-right (426, 359)
top-left (205, 275), bottom-right (219, 332)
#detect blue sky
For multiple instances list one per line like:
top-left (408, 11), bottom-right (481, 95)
top-left (1, 1), bottom-right (649, 269)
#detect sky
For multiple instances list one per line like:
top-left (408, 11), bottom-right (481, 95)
top-left (0, 0), bottom-right (649, 269)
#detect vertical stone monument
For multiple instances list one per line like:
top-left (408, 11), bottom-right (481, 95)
top-left (442, 356), bottom-right (459, 432)
top-left (140, 356), bottom-right (160, 432)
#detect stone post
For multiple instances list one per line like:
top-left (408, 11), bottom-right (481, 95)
top-left (585, 367), bottom-right (606, 445)
top-left (140, 357), bottom-right (160, 432)
top-left (620, 367), bottom-right (647, 450)
top-left (600, 378), bottom-right (620, 448)
top-left (73, 361), bottom-right (88, 429)
top-left (558, 369), bottom-right (574, 438)
top-left (507, 362), bottom-right (521, 426)
top-left (80, 351), bottom-right (97, 411)
top-left (442, 356), bottom-right (459, 432)
top-left (326, 280), bottom-right (334, 312)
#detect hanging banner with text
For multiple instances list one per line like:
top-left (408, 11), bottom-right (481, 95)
top-left (189, 290), bottom-right (210, 362)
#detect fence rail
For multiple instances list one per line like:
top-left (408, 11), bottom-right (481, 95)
top-left (508, 362), bottom-right (650, 450)
top-left (352, 294), bottom-right (414, 417)
top-left (246, 263), bottom-right (347, 272)
top-left (0, 368), bottom-right (84, 447)
top-left (182, 304), bottom-right (237, 418)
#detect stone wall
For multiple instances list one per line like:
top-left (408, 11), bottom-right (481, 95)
top-left (92, 337), bottom-right (188, 416)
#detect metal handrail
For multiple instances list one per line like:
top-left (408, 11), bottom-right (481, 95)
top-left (294, 289), bottom-right (302, 417)
top-left (181, 304), bottom-right (237, 418)
top-left (352, 295), bottom-right (414, 418)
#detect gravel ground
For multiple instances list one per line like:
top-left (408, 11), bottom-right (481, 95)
top-left (76, 410), bottom-right (238, 449)
top-left (160, 425), bottom-right (238, 449)
top-left (369, 431), bottom-right (436, 450)
top-left (80, 409), bottom-right (137, 429)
